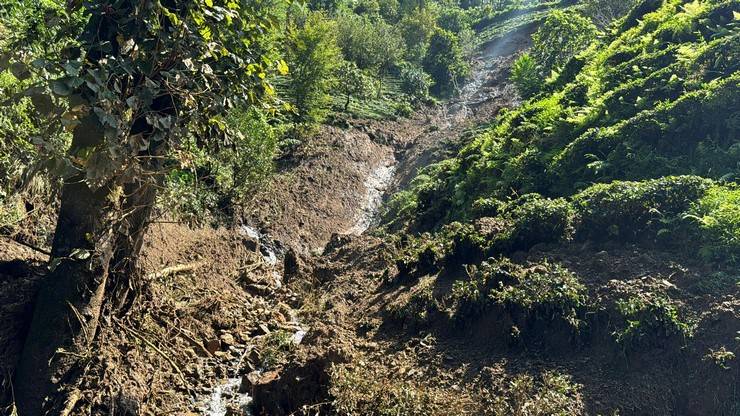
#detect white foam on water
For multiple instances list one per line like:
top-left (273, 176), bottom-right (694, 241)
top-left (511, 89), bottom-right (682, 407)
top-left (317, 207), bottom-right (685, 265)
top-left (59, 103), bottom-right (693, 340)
top-left (346, 161), bottom-right (397, 235)
top-left (204, 377), bottom-right (252, 416)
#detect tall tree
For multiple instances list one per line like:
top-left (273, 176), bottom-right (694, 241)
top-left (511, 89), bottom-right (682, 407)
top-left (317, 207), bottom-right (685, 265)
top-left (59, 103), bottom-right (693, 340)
top-left (4, 0), bottom-right (283, 413)
top-left (284, 11), bottom-right (341, 126)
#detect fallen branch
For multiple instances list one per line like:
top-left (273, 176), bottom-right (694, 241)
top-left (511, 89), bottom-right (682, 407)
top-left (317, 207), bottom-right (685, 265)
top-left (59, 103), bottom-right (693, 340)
top-left (0, 235), bottom-right (51, 256)
top-left (153, 315), bottom-right (214, 357)
top-left (144, 261), bottom-right (206, 280)
top-left (59, 389), bottom-right (80, 416)
top-left (113, 318), bottom-right (187, 385)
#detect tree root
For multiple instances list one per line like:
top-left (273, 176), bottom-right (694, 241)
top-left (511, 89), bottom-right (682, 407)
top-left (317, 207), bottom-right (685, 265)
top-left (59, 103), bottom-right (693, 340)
top-left (113, 318), bottom-right (187, 385)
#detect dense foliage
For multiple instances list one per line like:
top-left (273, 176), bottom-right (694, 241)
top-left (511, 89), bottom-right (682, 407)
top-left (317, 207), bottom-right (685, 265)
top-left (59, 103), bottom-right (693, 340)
top-left (387, 0), bottom-right (740, 268)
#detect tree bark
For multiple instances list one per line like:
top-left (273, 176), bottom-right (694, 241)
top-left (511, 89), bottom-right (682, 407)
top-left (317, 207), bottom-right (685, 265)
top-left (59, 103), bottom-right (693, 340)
top-left (13, 115), bottom-right (158, 415)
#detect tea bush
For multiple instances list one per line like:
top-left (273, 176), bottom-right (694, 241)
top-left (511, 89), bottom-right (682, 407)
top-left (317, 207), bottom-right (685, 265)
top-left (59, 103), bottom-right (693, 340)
top-left (688, 185), bottom-right (740, 264)
top-left (571, 176), bottom-right (713, 241)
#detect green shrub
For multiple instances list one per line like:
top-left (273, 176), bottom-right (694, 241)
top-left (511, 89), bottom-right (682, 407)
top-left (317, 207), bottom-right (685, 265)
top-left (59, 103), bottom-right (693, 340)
top-left (531, 10), bottom-right (599, 76)
top-left (394, 101), bottom-right (414, 117)
top-left (612, 294), bottom-right (694, 349)
top-left (336, 60), bottom-right (375, 111)
top-left (450, 258), bottom-right (519, 319)
top-left (499, 194), bottom-right (576, 251)
top-left (571, 176), bottom-right (713, 241)
top-left (688, 185), bottom-right (740, 264)
top-left (511, 52), bottom-right (544, 98)
top-left (489, 261), bottom-right (587, 329)
top-left (399, 64), bottom-right (432, 102)
top-left (450, 259), bottom-right (587, 331)
top-left (159, 108), bottom-right (277, 223)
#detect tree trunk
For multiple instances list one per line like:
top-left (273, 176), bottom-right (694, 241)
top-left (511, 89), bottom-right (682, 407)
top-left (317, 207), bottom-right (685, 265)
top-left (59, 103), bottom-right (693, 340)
top-left (108, 177), bottom-right (160, 315)
top-left (344, 93), bottom-right (351, 111)
top-left (13, 115), bottom-right (158, 415)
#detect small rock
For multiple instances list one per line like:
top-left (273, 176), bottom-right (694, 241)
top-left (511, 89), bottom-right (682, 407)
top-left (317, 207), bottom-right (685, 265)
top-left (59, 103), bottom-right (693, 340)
top-left (283, 248), bottom-right (301, 281)
top-left (220, 332), bottom-right (236, 348)
top-left (258, 323), bottom-right (271, 335)
top-left (245, 283), bottom-right (271, 297)
top-left (239, 370), bottom-right (262, 393)
top-left (204, 339), bottom-right (221, 355)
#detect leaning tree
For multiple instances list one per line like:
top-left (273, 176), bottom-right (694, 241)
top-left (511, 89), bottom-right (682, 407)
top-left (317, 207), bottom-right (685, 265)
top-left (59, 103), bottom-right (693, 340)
top-left (2, 0), bottom-right (285, 413)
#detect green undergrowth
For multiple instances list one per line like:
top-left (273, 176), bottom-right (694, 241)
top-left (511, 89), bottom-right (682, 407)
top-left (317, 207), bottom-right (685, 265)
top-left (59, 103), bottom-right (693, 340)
top-left (384, 0), bottom-right (740, 254)
top-left (386, 254), bottom-right (701, 352)
top-left (392, 176), bottom-right (738, 268)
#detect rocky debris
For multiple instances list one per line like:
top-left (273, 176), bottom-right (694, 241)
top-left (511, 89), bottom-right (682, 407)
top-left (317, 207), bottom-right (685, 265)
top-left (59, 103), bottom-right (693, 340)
top-left (283, 247), bottom-right (307, 282)
top-left (251, 357), bottom-right (333, 415)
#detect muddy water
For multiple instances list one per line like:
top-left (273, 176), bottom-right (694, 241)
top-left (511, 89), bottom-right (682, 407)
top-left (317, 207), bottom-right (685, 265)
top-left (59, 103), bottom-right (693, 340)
top-left (345, 159), bottom-right (398, 235)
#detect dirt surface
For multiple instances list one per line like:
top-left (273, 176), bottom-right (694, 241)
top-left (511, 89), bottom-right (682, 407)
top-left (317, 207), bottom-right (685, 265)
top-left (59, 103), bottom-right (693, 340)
top-left (241, 28), bottom-right (529, 257)
top-left (260, 235), bottom-right (738, 415)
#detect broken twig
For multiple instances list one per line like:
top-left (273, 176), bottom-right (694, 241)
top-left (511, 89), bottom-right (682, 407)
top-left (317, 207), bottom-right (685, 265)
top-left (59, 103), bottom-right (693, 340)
top-left (144, 261), bottom-right (206, 280)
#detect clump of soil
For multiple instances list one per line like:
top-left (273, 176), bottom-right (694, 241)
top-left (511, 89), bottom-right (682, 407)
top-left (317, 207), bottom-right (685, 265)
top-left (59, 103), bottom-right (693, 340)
top-left (0, 240), bottom-right (48, 408)
top-left (0, 222), bottom-right (309, 415)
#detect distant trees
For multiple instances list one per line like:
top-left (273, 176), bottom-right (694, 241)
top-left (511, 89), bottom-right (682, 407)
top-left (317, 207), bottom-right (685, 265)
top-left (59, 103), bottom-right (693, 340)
top-left (399, 7), bottom-right (437, 64)
top-left (285, 12), bottom-right (341, 125)
top-left (337, 14), bottom-right (405, 73)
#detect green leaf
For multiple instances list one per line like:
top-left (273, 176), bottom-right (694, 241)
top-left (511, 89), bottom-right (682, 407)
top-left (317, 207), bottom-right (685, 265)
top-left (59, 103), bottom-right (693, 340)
top-left (205, 0), bottom-right (214, 7)
top-left (31, 93), bottom-right (55, 115)
top-left (0, 53), bottom-right (10, 71)
top-left (277, 59), bottom-right (289, 75)
top-left (51, 79), bottom-right (73, 96)
top-left (10, 62), bottom-right (31, 80)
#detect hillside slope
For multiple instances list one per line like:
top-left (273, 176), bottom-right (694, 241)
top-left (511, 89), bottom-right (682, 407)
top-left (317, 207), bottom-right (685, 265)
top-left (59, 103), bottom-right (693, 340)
top-left (253, 1), bottom-right (739, 415)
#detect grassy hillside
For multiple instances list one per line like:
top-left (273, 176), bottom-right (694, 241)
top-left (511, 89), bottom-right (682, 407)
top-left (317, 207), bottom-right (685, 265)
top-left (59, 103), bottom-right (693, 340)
top-left (386, 0), bottom-right (739, 264)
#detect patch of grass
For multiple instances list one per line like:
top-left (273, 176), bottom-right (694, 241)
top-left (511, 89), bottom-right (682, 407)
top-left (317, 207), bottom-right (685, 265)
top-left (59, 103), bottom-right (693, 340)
top-left (571, 175), bottom-right (713, 242)
top-left (329, 363), bottom-right (472, 415)
top-left (485, 371), bottom-right (584, 416)
top-left (259, 330), bottom-right (296, 369)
